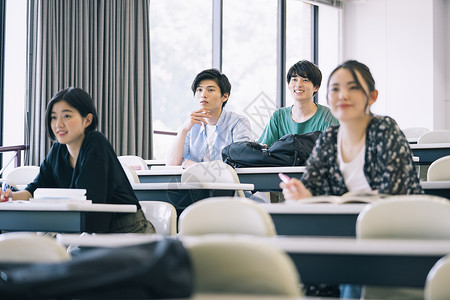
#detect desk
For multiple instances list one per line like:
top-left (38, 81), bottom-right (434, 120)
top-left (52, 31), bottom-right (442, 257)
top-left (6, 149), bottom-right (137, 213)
top-left (0, 202), bottom-right (136, 233)
top-left (144, 159), bottom-right (166, 169)
top-left (259, 203), bottom-right (366, 237)
top-left (421, 180), bottom-right (450, 199)
top-left (272, 236), bottom-right (450, 287)
top-left (136, 166), bottom-right (305, 192)
top-left (57, 234), bottom-right (450, 288)
top-left (132, 182), bottom-right (254, 213)
top-left (183, 235), bottom-right (450, 288)
top-left (410, 143), bottom-right (450, 164)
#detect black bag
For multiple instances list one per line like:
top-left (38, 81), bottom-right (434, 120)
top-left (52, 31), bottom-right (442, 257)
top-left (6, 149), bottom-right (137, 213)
top-left (0, 238), bottom-right (193, 299)
top-left (222, 131), bottom-right (321, 168)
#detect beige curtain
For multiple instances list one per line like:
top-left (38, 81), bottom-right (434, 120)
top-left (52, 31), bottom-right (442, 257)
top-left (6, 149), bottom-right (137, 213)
top-left (26, 0), bottom-right (152, 165)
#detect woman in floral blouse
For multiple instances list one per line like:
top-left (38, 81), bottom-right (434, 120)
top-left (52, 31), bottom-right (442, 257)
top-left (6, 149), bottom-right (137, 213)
top-left (280, 60), bottom-right (422, 200)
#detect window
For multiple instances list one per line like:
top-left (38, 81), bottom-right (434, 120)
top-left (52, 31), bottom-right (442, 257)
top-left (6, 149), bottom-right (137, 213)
top-left (285, 0), bottom-right (312, 108)
top-left (222, 0), bottom-right (278, 139)
top-left (150, 0), bottom-right (213, 160)
top-left (1, 0), bottom-right (27, 173)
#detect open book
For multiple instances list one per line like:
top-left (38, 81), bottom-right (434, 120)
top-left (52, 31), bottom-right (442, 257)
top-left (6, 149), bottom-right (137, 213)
top-left (287, 192), bottom-right (390, 204)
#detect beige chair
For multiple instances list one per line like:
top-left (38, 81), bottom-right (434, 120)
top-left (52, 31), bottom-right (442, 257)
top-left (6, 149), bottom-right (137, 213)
top-left (181, 160), bottom-right (245, 197)
top-left (402, 127), bottom-right (430, 140)
top-left (139, 201), bottom-right (177, 235)
top-left (427, 155), bottom-right (450, 181)
top-left (121, 163), bottom-right (140, 184)
top-left (178, 197), bottom-right (276, 236)
top-left (186, 237), bottom-right (302, 296)
top-left (117, 155), bottom-right (148, 170)
top-left (0, 232), bottom-right (71, 263)
top-left (425, 254), bottom-right (450, 300)
top-left (417, 130), bottom-right (450, 144)
top-left (357, 195), bottom-right (450, 239)
top-left (5, 165), bottom-right (40, 188)
top-left (356, 195), bottom-right (450, 299)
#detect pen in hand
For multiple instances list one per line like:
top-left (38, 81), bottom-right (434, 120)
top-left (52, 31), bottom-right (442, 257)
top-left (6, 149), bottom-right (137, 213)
top-left (2, 182), bottom-right (10, 202)
top-left (278, 172), bottom-right (290, 184)
top-left (278, 172), bottom-right (298, 193)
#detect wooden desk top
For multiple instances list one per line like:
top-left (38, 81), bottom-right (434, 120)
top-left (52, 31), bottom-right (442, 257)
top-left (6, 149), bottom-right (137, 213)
top-left (0, 201), bottom-right (137, 213)
top-left (410, 142), bottom-right (450, 149)
top-left (131, 182), bottom-right (254, 191)
top-left (258, 203), bottom-right (367, 214)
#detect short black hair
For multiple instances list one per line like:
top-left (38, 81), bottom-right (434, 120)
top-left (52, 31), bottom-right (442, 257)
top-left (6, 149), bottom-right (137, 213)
top-left (286, 60), bottom-right (322, 96)
top-left (191, 68), bottom-right (231, 108)
top-left (45, 87), bottom-right (98, 140)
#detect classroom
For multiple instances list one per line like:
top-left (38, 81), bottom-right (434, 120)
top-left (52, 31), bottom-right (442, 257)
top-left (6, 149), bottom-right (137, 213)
top-left (0, 0), bottom-right (449, 299)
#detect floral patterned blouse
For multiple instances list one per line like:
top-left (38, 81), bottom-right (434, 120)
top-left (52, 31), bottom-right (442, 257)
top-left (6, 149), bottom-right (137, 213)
top-left (301, 115), bottom-right (423, 196)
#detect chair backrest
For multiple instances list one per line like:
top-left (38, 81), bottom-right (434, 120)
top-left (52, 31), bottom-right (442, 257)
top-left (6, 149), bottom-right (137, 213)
top-left (121, 163), bottom-right (140, 184)
top-left (356, 195), bottom-right (450, 239)
top-left (425, 254), bottom-right (450, 300)
top-left (187, 237), bottom-right (302, 296)
top-left (0, 232), bottom-right (71, 263)
top-left (427, 155), bottom-right (450, 181)
top-left (5, 166), bottom-right (40, 186)
top-left (178, 197), bottom-right (276, 236)
top-left (117, 155), bottom-right (148, 170)
top-left (139, 201), bottom-right (177, 235)
top-left (402, 127), bottom-right (430, 139)
top-left (181, 160), bottom-right (245, 197)
top-left (417, 130), bottom-right (450, 144)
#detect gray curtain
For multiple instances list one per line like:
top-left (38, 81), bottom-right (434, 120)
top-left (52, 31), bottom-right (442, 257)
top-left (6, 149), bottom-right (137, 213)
top-left (26, 0), bottom-right (152, 165)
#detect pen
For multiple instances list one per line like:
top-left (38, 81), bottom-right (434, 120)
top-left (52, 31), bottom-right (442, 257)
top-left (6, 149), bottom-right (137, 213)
top-left (278, 172), bottom-right (290, 184)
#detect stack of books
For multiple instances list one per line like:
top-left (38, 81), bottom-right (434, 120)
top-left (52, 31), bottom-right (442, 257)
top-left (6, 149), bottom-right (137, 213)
top-left (30, 188), bottom-right (91, 204)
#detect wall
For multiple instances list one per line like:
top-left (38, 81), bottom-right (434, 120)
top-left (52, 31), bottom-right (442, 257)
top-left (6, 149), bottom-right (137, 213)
top-left (342, 0), bottom-right (449, 130)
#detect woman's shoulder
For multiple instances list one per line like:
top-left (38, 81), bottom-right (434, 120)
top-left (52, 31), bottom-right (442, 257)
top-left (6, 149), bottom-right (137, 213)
top-left (369, 115), bottom-right (400, 132)
top-left (82, 131), bottom-right (113, 152)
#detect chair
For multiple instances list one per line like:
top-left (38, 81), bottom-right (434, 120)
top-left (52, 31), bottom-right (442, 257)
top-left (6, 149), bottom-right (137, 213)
top-left (178, 197), bottom-right (276, 236)
top-left (425, 254), bottom-right (450, 300)
top-left (186, 237), bottom-right (302, 296)
top-left (139, 201), bottom-right (177, 235)
top-left (427, 155), bottom-right (450, 181)
top-left (181, 160), bottom-right (245, 197)
top-left (402, 127), bottom-right (430, 140)
top-left (356, 195), bottom-right (450, 299)
top-left (121, 163), bottom-right (140, 184)
top-left (117, 155), bottom-right (148, 170)
top-left (5, 165), bottom-right (40, 188)
top-left (356, 195), bottom-right (450, 239)
top-left (0, 232), bottom-right (71, 263)
top-left (417, 130), bottom-right (450, 144)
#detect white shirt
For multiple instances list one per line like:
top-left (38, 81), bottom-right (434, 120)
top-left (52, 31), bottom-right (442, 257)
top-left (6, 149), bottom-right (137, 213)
top-left (337, 129), bottom-right (372, 194)
top-left (204, 124), bottom-right (217, 161)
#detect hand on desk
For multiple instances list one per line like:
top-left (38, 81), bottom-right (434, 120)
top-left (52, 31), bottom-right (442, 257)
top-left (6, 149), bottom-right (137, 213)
top-left (279, 177), bottom-right (312, 201)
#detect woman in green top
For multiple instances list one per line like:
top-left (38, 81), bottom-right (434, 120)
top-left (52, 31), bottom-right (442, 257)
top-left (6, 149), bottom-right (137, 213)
top-left (258, 60), bottom-right (338, 147)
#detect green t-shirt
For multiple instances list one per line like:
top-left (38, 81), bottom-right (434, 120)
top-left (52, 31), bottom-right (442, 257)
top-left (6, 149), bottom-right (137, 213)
top-left (258, 104), bottom-right (338, 147)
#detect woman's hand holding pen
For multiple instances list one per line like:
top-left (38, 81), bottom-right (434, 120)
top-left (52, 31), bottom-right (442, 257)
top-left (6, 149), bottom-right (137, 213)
top-left (0, 182), bottom-right (12, 202)
top-left (278, 173), bottom-right (312, 201)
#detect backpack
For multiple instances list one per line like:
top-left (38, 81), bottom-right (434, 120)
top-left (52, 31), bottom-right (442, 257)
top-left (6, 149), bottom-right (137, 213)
top-left (222, 131), bottom-right (321, 168)
top-left (0, 238), bottom-right (193, 299)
